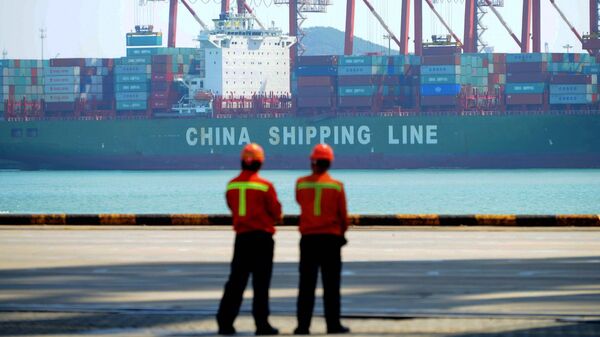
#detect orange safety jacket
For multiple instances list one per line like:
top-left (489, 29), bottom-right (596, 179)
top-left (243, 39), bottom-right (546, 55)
top-left (295, 172), bottom-right (349, 236)
top-left (226, 170), bottom-right (282, 234)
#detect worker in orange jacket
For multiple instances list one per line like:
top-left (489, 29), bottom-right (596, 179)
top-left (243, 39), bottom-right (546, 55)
top-left (294, 144), bottom-right (350, 335)
top-left (217, 143), bottom-right (282, 336)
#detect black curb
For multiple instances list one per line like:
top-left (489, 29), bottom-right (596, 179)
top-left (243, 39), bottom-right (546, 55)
top-left (0, 214), bottom-right (598, 227)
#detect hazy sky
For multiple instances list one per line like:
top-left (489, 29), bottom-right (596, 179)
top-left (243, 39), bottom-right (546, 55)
top-left (0, 0), bottom-right (592, 59)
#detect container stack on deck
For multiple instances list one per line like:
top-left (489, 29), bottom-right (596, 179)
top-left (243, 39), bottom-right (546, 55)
top-left (2, 60), bottom-right (46, 118)
top-left (337, 55), bottom-right (388, 108)
top-left (420, 54), bottom-right (462, 107)
top-left (505, 54), bottom-right (549, 106)
top-left (295, 56), bottom-right (338, 110)
top-left (114, 57), bottom-right (151, 112)
top-left (3, 50), bottom-right (600, 119)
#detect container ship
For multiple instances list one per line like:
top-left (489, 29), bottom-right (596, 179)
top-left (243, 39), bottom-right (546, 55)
top-left (1, 7), bottom-right (600, 169)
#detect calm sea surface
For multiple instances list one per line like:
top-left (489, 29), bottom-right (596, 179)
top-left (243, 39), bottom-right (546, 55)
top-left (0, 170), bottom-right (599, 214)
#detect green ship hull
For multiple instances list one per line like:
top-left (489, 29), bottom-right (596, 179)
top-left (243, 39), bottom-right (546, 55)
top-left (1, 113), bottom-right (599, 169)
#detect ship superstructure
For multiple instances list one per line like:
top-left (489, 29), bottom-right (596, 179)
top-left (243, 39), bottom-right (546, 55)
top-left (198, 13), bottom-right (296, 98)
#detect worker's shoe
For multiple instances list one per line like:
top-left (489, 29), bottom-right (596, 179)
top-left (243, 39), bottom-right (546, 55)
top-left (327, 325), bottom-right (350, 334)
top-left (218, 325), bottom-right (236, 335)
top-left (293, 327), bottom-right (310, 335)
top-left (255, 324), bottom-right (279, 335)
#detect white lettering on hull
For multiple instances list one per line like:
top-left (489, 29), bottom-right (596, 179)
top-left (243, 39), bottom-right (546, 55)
top-left (187, 125), bottom-right (438, 147)
top-left (186, 127), bottom-right (251, 146)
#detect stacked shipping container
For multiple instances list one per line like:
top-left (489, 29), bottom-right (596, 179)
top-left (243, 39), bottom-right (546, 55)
top-left (295, 56), bottom-right (338, 109)
top-left (505, 53), bottom-right (548, 106)
top-left (114, 56), bottom-right (151, 111)
top-left (420, 54), bottom-right (462, 106)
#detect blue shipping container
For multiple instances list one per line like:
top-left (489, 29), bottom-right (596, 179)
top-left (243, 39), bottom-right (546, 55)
top-left (115, 65), bottom-right (149, 74)
top-left (295, 66), bottom-right (337, 77)
top-left (505, 83), bottom-right (546, 94)
top-left (550, 84), bottom-right (596, 95)
top-left (116, 92), bottom-right (148, 101)
top-left (506, 53), bottom-right (547, 63)
top-left (338, 66), bottom-right (384, 76)
top-left (420, 84), bottom-right (461, 96)
top-left (421, 65), bottom-right (460, 75)
top-left (549, 94), bottom-right (595, 105)
top-left (583, 65), bottom-right (600, 74)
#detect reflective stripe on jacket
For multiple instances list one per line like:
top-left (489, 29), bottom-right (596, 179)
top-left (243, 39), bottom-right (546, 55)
top-left (296, 172), bottom-right (349, 236)
top-left (226, 170), bottom-right (282, 234)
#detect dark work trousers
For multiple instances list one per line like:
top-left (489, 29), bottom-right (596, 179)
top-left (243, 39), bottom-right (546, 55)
top-left (217, 231), bottom-right (275, 329)
top-left (296, 234), bottom-right (345, 330)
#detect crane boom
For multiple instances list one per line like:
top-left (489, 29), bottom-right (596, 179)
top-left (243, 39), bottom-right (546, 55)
top-left (243, 2), bottom-right (266, 30)
top-left (361, 0), bottom-right (402, 49)
top-left (483, 0), bottom-right (522, 48)
top-left (180, 0), bottom-right (209, 30)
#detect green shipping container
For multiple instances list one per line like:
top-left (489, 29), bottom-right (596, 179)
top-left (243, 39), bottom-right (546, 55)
top-left (338, 86), bottom-right (375, 96)
top-left (115, 74), bottom-right (149, 83)
top-left (116, 100), bottom-right (147, 110)
top-left (116, 82), bottom-right (149, 92)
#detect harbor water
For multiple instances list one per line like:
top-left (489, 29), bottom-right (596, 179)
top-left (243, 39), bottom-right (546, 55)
top-left (1, 169), bottom-right (599, 215)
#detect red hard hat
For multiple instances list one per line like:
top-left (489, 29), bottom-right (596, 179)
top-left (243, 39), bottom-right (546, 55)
top-left (310, 143), bottom-right (334, 161)
top-left (241, 143), bottom-right (265, 163)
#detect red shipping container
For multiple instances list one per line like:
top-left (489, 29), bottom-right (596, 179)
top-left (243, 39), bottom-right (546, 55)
top-left (152, 63), bottom-right (169, 73)
top-left (297, 96), bottom-right (332, 108)
top-left (151, 81), bottom-right (170, 92)
top-left (420, 95), bottom-right (458, 106)
top-left (490, 63), bottom-right (506, 73)
top-left (152, 73), bottom-right (174, 82)
top-left (50, 58), bottom-right (85, 67)
top-left (506, 94), bottom-right (544, 105)
top-left (422, 46), bottom-right (461, 56)
top-left (152, 55), bottom-right (173, 64)
top-left (550, 74), bottom-right (594, 84)
top-left (338, 96), bottom-right (373, 107)
top-left (31, 68), bottom-right (37, 76)
top-left (338, 75), bottom-right (377, 86)
top-left (482, 58), bottom-right (489, 67)
top-left (492, 54), bottom-right (506, 64)
top-left (297, 55), bottom-right (338, 66)
top-left (506, 62), bottom-right (547, 73)
top-left (297, 86), bottom-right (335, 97)
top-left (507, 72), bottom-right (547, 83)
top-left (422, 55), bottom-right (460, 65)
top-left (151, 99), bottom-right (169, 109)
top-left (45, 102), bottom-right (76, 111)
top-left (151, 91), bottom-right (175, 100)
top-left (551, 53), bottom-right (562, 62)
top-left (14, 60), bottom-right (20, 68)
top-left (297, 76), bottom-right (334, 87)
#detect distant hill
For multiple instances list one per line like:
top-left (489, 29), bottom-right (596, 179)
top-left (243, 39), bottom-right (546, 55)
top-left (301, 26), bottom-right (397, 56)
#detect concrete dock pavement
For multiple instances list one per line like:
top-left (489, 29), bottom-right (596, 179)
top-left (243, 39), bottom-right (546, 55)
top-left (0, 227), bottom-right (600, 336)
